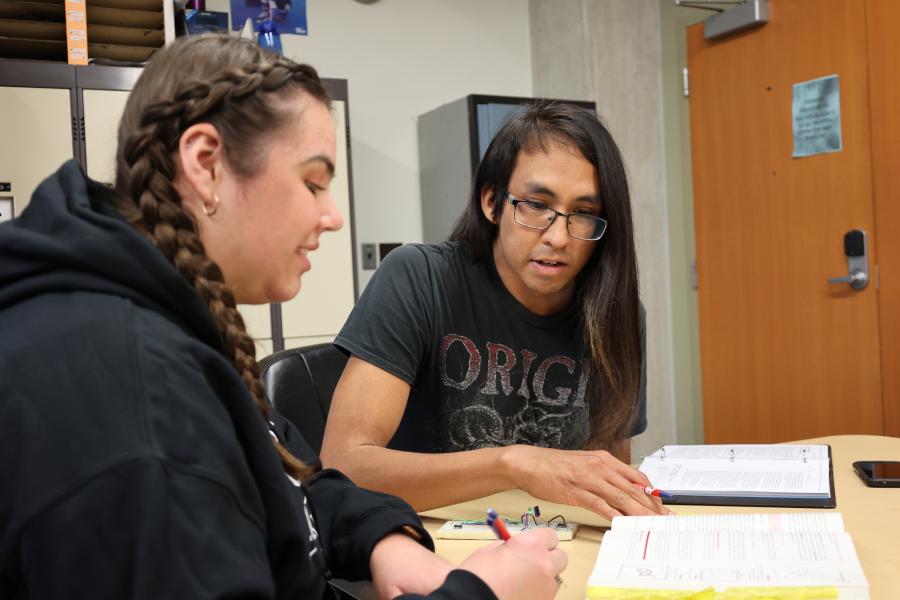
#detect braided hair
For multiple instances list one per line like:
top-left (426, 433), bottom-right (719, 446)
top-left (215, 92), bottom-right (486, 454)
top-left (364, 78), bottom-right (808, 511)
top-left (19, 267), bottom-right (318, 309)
top-left (113, 35), bottom-right (330, 481)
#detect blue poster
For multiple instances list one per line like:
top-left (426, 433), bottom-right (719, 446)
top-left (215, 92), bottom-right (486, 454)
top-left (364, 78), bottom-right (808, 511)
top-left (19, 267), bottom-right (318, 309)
top-left (792, 74), bottom-right (842, 158)
top-left (231, 0), bottom-right (307, 36)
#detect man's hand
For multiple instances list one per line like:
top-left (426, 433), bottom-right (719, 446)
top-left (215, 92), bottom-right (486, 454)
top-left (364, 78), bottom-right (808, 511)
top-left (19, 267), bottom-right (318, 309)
top-left (500, 445), bottom-right (673, 519)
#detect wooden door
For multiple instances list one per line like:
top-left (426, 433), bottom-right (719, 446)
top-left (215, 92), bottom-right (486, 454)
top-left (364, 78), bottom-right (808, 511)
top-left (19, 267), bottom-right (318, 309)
top-left (867, 0), bottom-right (900, 437)
top-left (688, 0), bottom-right (884, 443)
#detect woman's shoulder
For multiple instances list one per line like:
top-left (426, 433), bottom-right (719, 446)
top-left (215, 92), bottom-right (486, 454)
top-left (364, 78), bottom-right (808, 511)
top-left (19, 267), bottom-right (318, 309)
top-left (1, 290), bottom-right (138, 369)
top-left (0, 288), bottom-right (259, 512)
top-left (0, 288), bottom-right (237, 450)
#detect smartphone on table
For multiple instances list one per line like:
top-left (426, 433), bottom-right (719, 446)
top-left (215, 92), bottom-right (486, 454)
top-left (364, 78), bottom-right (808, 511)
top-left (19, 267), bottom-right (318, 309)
top-left (852, 461), bottom-right (900, 488)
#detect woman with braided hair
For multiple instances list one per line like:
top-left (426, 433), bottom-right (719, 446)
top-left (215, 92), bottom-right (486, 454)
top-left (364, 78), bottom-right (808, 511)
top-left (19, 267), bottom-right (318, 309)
top-left (0, 35), bottom-right (566, 599)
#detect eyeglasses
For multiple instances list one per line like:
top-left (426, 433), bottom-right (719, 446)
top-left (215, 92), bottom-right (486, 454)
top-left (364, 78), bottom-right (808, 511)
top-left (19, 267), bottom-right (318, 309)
top-left (506, 193), bottom-right (608, 241)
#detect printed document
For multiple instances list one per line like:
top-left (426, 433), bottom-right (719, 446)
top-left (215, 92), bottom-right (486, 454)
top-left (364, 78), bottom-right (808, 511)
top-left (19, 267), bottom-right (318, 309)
top-left (639, 444), bottom-right (831, 499)
top-left (587, 513), bottom-right (869, 599)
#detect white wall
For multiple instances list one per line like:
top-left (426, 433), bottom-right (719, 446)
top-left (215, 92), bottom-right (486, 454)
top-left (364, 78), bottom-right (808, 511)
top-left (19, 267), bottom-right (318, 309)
top-left (209, 0), bottom-right (534, 290)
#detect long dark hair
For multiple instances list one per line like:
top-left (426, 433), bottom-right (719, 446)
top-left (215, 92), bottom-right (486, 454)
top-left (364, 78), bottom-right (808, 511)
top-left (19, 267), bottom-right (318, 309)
top-left (112, 35), bottom-right (330, 481)
top-left (449, 102), bottom-right (642, 450)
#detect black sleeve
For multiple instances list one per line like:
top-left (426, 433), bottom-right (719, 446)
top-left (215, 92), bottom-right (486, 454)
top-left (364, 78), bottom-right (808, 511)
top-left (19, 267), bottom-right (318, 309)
top-left (285, 434), bottom-right (497, 599)
top-left (304, 469), bottom-right (433, 582)
top-left (18, 458), bottom-right (275, 600)
top-left (629, 302), bottom-right (649, 437)
top-left (397, 570), bottom-right (498, 600)
top-left (334, 244), bottom-right (434, 384)
top-left (270, 406), bottom-right (321, 466)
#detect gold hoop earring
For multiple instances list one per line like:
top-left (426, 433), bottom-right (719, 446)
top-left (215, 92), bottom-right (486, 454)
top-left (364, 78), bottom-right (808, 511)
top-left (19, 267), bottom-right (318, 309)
top-left (203, 193), bottom-right (220, 217)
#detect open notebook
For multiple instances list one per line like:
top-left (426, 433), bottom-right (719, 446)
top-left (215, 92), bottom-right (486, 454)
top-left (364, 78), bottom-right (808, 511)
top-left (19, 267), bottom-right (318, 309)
top-left (587, 513), bottom-right (869, 599)
top-left (638, 444), bottom-right (836, 508)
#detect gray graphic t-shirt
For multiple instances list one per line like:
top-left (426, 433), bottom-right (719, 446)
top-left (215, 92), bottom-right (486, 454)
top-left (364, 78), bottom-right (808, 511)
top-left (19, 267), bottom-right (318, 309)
top-left (335, 242), bottom-right (647, 453)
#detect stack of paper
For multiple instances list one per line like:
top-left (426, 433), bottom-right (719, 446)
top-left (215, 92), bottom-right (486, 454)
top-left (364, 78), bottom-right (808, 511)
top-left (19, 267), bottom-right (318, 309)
top-left (586, 513), bottom-right (869, 599)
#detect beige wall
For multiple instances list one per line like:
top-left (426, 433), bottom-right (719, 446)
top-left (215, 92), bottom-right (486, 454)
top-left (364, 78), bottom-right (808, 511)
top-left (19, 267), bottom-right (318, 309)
top-left (529, 0), bottom-right (676, 457)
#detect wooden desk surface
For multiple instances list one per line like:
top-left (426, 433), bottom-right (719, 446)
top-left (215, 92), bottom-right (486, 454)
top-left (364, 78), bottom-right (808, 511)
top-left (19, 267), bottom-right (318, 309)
top-left (419, 435), bottom-right (900, 600)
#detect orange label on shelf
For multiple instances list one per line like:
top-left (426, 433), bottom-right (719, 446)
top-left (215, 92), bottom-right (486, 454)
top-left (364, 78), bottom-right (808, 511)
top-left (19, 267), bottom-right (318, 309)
top-left (64, 0), bottom-right (88, 65)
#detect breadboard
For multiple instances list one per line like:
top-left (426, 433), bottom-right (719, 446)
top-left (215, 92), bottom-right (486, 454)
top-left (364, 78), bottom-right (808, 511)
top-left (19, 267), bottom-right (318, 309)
top-left (435, 520), bottom-right (578, 541)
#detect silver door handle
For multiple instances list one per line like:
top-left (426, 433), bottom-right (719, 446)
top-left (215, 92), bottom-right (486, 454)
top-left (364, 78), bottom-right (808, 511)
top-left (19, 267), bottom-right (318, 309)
top-left (827, 229), bottom-right (868, 291)
top-left (828, 270), bottom-right (867, 288)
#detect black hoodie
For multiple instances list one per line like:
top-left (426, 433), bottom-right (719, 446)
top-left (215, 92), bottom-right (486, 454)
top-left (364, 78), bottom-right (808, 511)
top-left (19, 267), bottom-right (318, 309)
top-left (0, 161), bottom-right (495, 599)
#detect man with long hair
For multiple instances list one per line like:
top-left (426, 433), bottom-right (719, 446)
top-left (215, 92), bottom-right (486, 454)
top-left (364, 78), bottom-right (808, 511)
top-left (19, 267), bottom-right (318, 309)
top-left (322, 103), bottom-right (668, 519)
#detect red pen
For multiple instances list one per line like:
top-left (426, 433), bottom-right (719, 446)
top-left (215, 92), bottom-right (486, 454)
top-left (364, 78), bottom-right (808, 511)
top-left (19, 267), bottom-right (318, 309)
top-left (635, 484), bottom-right (674, 500)
top-left (485, 508), bottom-right (510, 540)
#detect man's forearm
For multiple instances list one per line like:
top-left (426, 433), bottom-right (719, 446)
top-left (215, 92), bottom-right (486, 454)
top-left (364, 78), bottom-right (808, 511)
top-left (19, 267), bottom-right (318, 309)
top-left (325, 444), bottom-right (522, 511)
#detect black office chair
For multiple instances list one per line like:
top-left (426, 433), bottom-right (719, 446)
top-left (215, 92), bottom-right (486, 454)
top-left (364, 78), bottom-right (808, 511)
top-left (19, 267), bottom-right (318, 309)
top-left (259, 343), bottom-right (349, 457)
top-left (259, 344), bottom-right (375, 600)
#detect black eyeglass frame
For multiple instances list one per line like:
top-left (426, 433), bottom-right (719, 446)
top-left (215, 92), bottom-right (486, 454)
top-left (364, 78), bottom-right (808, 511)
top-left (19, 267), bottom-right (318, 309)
top-left (505, 193), bottom-right (608, 241)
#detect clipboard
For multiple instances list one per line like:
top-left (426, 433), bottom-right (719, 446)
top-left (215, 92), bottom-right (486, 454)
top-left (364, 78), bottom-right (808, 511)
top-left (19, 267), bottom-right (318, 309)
top-left (639, 444), bottom-right (837, 509)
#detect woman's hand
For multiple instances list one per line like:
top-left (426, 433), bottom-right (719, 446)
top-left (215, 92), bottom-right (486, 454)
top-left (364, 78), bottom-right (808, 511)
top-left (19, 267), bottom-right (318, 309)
top-left (369, 532), bottom-right (455, 599)
top-left (458, 528), bottom-right (567, 600)
top-left (501, 445), bottom-right (673, 520)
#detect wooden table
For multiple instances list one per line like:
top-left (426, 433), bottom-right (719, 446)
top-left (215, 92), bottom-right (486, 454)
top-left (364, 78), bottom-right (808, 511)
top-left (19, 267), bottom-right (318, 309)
top-left (419, 435), bottom-right (900, 599)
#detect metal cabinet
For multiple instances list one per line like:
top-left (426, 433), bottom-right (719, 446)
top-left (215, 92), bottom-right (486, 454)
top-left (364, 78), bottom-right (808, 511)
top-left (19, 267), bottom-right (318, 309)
top-left (0, 58), bottom-right (142, 215)
top-left (0, 59), bottom-right (357, 355)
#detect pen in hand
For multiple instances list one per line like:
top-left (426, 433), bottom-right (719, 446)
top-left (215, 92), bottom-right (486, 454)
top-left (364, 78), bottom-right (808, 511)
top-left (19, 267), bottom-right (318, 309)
top-left (485, 508), bottom-right (510, 540)
top-left (486, 509), bottom-right (563, 586)
top-left (634, 484), bottom-right (674, 500)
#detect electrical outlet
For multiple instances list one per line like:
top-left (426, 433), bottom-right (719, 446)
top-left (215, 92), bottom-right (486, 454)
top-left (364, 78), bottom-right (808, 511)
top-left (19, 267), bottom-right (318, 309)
top-left (0, 197), bottom-right (13, 224)
top-left (362, 243), bottom-right (377, 270)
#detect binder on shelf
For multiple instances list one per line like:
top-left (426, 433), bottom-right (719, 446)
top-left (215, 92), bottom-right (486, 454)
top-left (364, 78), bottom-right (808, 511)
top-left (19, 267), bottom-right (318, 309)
top-left (64, 0), bottom-right (89, 65)
top-left (638, 444), bottom-right (836, 508)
